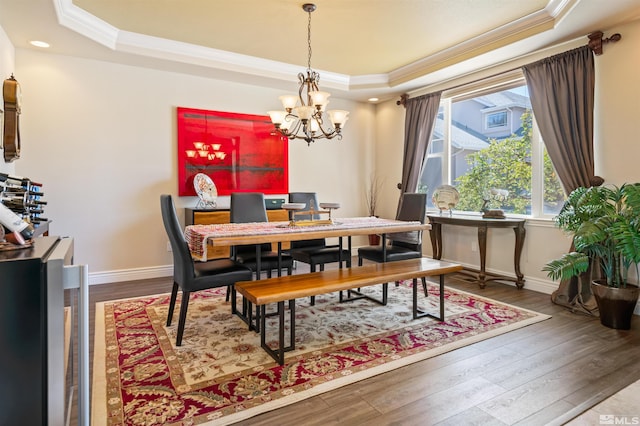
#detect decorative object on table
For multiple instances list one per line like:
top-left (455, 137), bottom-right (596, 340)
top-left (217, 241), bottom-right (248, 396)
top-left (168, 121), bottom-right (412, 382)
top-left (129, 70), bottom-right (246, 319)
top-left (431, 185), bottom-right (459, 216)
top-left (3, 74), bottom-right (21, 163)
top-left (283, 200), bottom-right (339, 226)
top-left (193, 173), bottom-right (218, 208)
top-left (267, 4), bottom-right (349, 146)
top-left (319, 202), bottom-right (340, 221)
top-left (281, 202), bottom-right (306, 222)
top-left (177, 107), bottom-right (288, 196)
top-left (92, 284), bottom-right (549, 425)
top-left (543, 183), bottom-right (640, 329)
top-left (481, 188), bottom-right (509, 219)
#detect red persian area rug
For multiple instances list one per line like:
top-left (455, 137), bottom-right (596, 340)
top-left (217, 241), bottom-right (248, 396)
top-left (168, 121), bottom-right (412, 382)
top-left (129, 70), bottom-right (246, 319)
top-left (92, 281), bottom-right (550, 425)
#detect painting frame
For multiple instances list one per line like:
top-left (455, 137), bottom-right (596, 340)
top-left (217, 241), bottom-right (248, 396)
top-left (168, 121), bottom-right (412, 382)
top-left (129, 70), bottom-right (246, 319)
top-left (177, 107), bottom-right (289, 197)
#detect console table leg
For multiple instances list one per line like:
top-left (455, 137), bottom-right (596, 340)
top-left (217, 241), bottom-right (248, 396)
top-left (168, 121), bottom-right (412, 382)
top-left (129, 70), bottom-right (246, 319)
top-left (513, 224), bottom-right (526, 289)
top-left (477, 226), bottom-right (488, 289)
top-left (429, 223), bottom-right (442, 260)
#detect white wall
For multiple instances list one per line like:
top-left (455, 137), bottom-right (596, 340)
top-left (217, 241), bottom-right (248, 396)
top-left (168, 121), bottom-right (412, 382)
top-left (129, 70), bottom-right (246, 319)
top-left (0, 24), bottom-right (15, 177)
top-left (373, 18), bottom-right (640, 293)
top-left (594, 20), bottom-right (640, 185)
top-left (13, 49), bottom-right (373, 281)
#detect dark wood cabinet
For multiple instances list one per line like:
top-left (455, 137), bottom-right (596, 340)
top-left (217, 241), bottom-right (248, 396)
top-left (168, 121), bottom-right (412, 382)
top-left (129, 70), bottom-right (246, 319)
top-left (0, 236), bottom-right (74, 425)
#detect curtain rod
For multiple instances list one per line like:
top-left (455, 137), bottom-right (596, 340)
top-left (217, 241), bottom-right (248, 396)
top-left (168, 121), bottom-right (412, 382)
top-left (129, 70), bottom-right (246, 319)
top-left (397, 30), bottom-right (622, 107)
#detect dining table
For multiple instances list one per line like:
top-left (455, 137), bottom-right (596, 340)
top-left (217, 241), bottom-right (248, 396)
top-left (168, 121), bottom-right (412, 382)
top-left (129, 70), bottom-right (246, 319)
top-left (185, 216), bottom-right (430, 330)
top-left (184, 216), bottom-right (430, 277)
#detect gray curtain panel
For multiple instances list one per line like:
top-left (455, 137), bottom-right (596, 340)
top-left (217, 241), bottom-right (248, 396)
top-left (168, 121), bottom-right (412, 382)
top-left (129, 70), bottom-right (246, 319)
top-left (400, 91), bottom-right (442, 194)
top-left (523, 46), bottom-right (601, 316)
top-left (522, 46), bottom-right (600, 194)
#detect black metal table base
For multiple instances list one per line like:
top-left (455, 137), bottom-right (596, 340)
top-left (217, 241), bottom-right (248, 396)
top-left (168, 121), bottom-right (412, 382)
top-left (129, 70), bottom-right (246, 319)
top-left (260, 300), bottom-right (296, 365)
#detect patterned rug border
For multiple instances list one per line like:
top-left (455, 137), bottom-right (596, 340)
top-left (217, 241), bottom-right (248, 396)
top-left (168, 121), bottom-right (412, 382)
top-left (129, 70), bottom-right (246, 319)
top-left (92, 283), bottom-right (551, 425)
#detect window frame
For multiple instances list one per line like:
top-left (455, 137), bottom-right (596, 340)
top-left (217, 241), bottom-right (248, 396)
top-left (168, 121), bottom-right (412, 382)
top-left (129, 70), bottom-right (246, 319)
top-left (423, 74), bottom-right (559, 220)
top-left (484, 110), bottom-right (508, 130)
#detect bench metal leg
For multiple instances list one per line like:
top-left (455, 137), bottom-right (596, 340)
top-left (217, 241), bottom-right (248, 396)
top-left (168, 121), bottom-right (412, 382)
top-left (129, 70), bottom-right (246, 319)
top-left (413, 275), bottom-right (445, 321)
top-left (260, 300), bottom-right (296, 365)
top-left (340, 282), bottom-right (388, 306)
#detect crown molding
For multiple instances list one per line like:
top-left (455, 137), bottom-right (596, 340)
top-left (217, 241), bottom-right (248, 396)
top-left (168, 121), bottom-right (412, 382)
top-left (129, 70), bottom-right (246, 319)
top-left (54, 0), bottom-right (578, 94)
top-left (53, 0), bottom-right (118, 49)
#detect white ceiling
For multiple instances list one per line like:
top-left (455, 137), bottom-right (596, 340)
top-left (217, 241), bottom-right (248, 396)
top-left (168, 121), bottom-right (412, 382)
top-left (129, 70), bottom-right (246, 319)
top-left (1, 0), bottom-right (639, 102)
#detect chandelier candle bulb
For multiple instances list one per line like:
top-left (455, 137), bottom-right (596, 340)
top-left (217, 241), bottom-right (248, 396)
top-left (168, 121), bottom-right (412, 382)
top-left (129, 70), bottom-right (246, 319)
top-left (295, 106), bottom-right (314, 120)
top-left (309, 91), bottom-right (330, 107)
top-left (268, 110), bottom-right (287, 126)
top-left (279, 95), bottom-right (298, 111)
top-left (328, 110), bottom-right (349, 126)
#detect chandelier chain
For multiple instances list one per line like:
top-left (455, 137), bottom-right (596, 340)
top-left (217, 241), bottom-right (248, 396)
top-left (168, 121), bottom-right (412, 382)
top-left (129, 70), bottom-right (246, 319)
top-left (307, 9), bottom-right (312, 71)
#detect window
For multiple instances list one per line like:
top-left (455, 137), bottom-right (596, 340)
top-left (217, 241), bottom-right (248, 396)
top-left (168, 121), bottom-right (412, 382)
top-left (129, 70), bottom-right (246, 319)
top-left (485, 110), bottom-right (508, 128)
top-left (421, 78), bottom-right (565, 218)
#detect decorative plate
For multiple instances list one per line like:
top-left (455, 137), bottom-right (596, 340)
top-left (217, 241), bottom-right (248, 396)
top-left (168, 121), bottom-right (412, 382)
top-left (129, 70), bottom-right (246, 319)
top-left (432, 185), bottom-right (460, 211)
top-left (193, 173), bottom-right (217, 207)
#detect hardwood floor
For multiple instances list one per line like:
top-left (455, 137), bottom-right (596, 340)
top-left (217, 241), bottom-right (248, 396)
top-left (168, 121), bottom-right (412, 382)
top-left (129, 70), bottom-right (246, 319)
top-left (80, 262), bottom-right (640, 426)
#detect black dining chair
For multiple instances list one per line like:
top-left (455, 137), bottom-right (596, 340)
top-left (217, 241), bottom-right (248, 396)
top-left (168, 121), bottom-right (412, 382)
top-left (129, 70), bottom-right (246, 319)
top-left (358, 192), bottom-right (427, 264)
top-left (160, 194), bottom-right (253, 346)
top-left (355, 192), bottom-right (428, 302)
top-left (230, 192), bottom-right (293, 278)
top-left (287, 192), bottom-right (351, 272)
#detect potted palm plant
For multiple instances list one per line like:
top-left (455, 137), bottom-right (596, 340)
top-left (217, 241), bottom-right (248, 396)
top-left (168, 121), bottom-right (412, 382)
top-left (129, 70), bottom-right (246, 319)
top-left (543, 183), bottom-right (640, 329)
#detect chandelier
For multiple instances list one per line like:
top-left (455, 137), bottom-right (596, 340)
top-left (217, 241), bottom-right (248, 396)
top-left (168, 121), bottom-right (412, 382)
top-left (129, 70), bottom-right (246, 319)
top-left (268, 3), bottom-right (349, 146)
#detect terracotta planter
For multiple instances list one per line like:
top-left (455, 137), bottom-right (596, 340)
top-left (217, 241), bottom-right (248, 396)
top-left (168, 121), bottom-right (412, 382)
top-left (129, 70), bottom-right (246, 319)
top-left (368, 234), bottom-right (381, 245)
top-left (591, 280), bottom-right (640, 330)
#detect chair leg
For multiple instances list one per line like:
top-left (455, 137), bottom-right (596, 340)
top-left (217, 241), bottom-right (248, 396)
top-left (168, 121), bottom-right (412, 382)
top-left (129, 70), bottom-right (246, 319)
top-left (225, 284), bottom-right (231, 302)
top-left (422, 277), bottom-right (428, 297)
top-left (166, 282), bottom-right (179, 326)
top-left (310, 263), bottom-right (316, 305)
top-left (231, 285), bottom-right (237, 314)
top-left (176, 291), bottom-right (191, 346)
top-left (358, 256), bottom-right (363, 266)
top-left (320, 264), bottom-right (325, 272)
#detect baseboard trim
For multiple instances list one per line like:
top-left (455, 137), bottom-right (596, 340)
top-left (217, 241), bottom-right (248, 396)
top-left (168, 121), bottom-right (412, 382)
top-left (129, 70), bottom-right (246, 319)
top-left (89, 265), bottom-right (172, 285)
top-left (442, 260), bottom-right (558, 295)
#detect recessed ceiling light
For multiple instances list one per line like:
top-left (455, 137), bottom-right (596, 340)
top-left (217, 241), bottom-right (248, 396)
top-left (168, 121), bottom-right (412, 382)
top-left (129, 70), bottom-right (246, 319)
top-left (30, 40), bottom-right (50, 48)
top-left (368, 97), bottom-right (379, 102)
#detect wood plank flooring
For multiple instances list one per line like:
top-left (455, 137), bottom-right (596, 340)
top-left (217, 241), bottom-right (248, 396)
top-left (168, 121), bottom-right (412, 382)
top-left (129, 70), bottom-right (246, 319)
top-left (78, 262), bottom-right (640, 426)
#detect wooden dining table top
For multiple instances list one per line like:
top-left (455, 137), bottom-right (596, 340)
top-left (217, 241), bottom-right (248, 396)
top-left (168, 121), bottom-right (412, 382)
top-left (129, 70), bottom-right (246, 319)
top-left (185, 216), bottom-right (430, 262)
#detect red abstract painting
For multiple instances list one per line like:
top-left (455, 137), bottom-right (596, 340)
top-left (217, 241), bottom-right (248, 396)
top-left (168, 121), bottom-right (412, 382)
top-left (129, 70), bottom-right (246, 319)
top-left (177, 107), bottom-right (288, 196)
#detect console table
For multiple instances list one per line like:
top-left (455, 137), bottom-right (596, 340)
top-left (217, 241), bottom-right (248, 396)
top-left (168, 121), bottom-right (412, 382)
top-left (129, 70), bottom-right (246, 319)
top-left (426, 214), bottom-right (526, 289)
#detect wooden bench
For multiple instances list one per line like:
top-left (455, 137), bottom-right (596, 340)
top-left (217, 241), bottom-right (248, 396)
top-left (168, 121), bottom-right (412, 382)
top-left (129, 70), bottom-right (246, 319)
top-left (234, 257), bottom-right (463, 365)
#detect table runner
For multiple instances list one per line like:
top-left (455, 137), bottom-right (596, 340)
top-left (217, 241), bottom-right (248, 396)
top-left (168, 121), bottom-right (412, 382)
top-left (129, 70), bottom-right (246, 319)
top-left (185, 216), bottom-right (420, 261)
